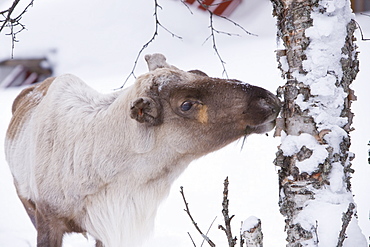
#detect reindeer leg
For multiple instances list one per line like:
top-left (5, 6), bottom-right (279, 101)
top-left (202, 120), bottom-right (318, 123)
top-left (95, 239), bottom-right (104, 247)
top-left (35, 208), bottom-right (66, 247)
top-left (13, 181), bottom-right (37, 227)
top-left (18, 196), bottom-right (37, 227)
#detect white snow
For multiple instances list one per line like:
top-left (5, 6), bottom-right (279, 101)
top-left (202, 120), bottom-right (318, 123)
top-left (295, 0), bottom-right (354, 136)
top-left (0, 0), bottom-right (369, 246)
top-left (242, 216), bottom-right (260, 232)
top-left (280, 133), bottom-right (328, 173)
top-left (241, 216), bottom-right (262, 247)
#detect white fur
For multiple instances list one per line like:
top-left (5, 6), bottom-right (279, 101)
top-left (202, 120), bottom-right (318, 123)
top-left (5, 59), bottom-right (280, 246)
top-left (5, 73), bottom-right (196, 247)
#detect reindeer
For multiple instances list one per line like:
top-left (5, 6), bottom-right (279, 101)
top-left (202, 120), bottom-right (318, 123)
top-left (5, 54), bottom-right (280, 247)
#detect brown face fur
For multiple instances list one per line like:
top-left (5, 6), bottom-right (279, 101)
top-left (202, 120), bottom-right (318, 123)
top-left (136, 70), bottom-right (281, 154)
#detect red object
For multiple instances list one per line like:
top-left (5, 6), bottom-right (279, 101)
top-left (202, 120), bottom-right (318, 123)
top-left (0, 58), bottom-right (53, 88)
top-left (197, 0), bottom-right (215, 11)
top-left (185, 0), bottom-right (242, 17)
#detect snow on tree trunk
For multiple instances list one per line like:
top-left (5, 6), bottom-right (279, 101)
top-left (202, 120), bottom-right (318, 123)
top-left (241, 216), bottom-right (263, 247)
top-left (270, 0), bottom-right (367, 246)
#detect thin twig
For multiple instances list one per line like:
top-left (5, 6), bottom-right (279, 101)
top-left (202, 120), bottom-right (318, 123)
top-left (120, 0), bottom-right (182, 88)
top-left (239, 221), bottom-right (245, 247)
top-left (194, 0), bottom-right (256, 78)
top-left (123, 0), bottom-right (256, 86)
top-left (180, 0), bottom-right (194, 14)
top-left (201, 216), bottom-right (218, 247)
top-left (218, 177), bottom-right (237, 247)
top-left (180, 186), bottom-right (216, 247)
top-left (188, 232), bottom-right (197, 247)
top-left (217, 15), bottom-right (257, 37)
top-left (0, 0), bottom-right (21, 33)
top-left (314, 221), bottom-right (319, 245)
top-left (196, 0), bottom-right (228, 77)
top-left (208, 12), bottom-right (228, 78)
top-left (355, 19), bottom-right (370, 41)
top-left (337, 203), bottom-right (355, 247)
top-left (0, 0), bottom-right (35, 57)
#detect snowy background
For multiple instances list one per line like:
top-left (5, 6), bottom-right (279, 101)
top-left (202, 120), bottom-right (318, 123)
top-left (0, 0), bottom-right (369, 246)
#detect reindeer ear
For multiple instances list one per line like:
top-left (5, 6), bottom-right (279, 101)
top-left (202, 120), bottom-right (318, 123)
top-left (130, 97), bottom-right (162, 126)
top-left (188, 70), bottom-right (208, 77)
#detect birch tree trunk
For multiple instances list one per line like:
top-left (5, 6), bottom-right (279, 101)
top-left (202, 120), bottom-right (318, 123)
top-left (270, 0), bottom-right (366, 246)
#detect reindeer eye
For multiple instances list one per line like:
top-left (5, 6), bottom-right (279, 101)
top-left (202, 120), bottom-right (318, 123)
top-left (180, 101), bottom-right (193, 111)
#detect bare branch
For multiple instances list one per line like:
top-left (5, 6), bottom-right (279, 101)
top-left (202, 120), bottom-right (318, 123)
top-left (217, 15), bottom-right (257, 37)
top-left (0, 0), bottom-right (35, 57)
top-left (121, 0), bottom-right (256, 86)
top-left (188, 232), bottom-right (197, 247)
top-left (180, 186), bottom-right (216, 247)
top-left (0, 0), bottom-right (20, 33)
top-left (195, 0), bottom-right (256, 78)
top-left (180, 0), bottom-right (194, 15)
top-left (201, 216), bottom-right (218, 247)
top-left (196, 0), bottom-right (228, 77)
top-left (239, 222), bottom-right (245, 247)
top-left (120, 0), bottom-right (182, 88)
top-left (218, 177), bottom-right (237, 247)
top-left (208, 12), bottom-right (229, 78)
top-left (355, 19), bottom-right (370, 41)
top-left (337, 203), bottom-right (355, 247)
top-left (368, 141), bottom-right (370, 164)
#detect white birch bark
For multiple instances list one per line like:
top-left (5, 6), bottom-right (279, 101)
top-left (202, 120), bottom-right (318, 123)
top-left (241, 216), bottom-right (263, 247)
top-left (270, 0), bottom-right (367, 245)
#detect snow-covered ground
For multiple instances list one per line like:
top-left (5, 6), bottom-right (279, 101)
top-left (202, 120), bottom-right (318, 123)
top-left (0, 0), bottom-right (369, 246)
